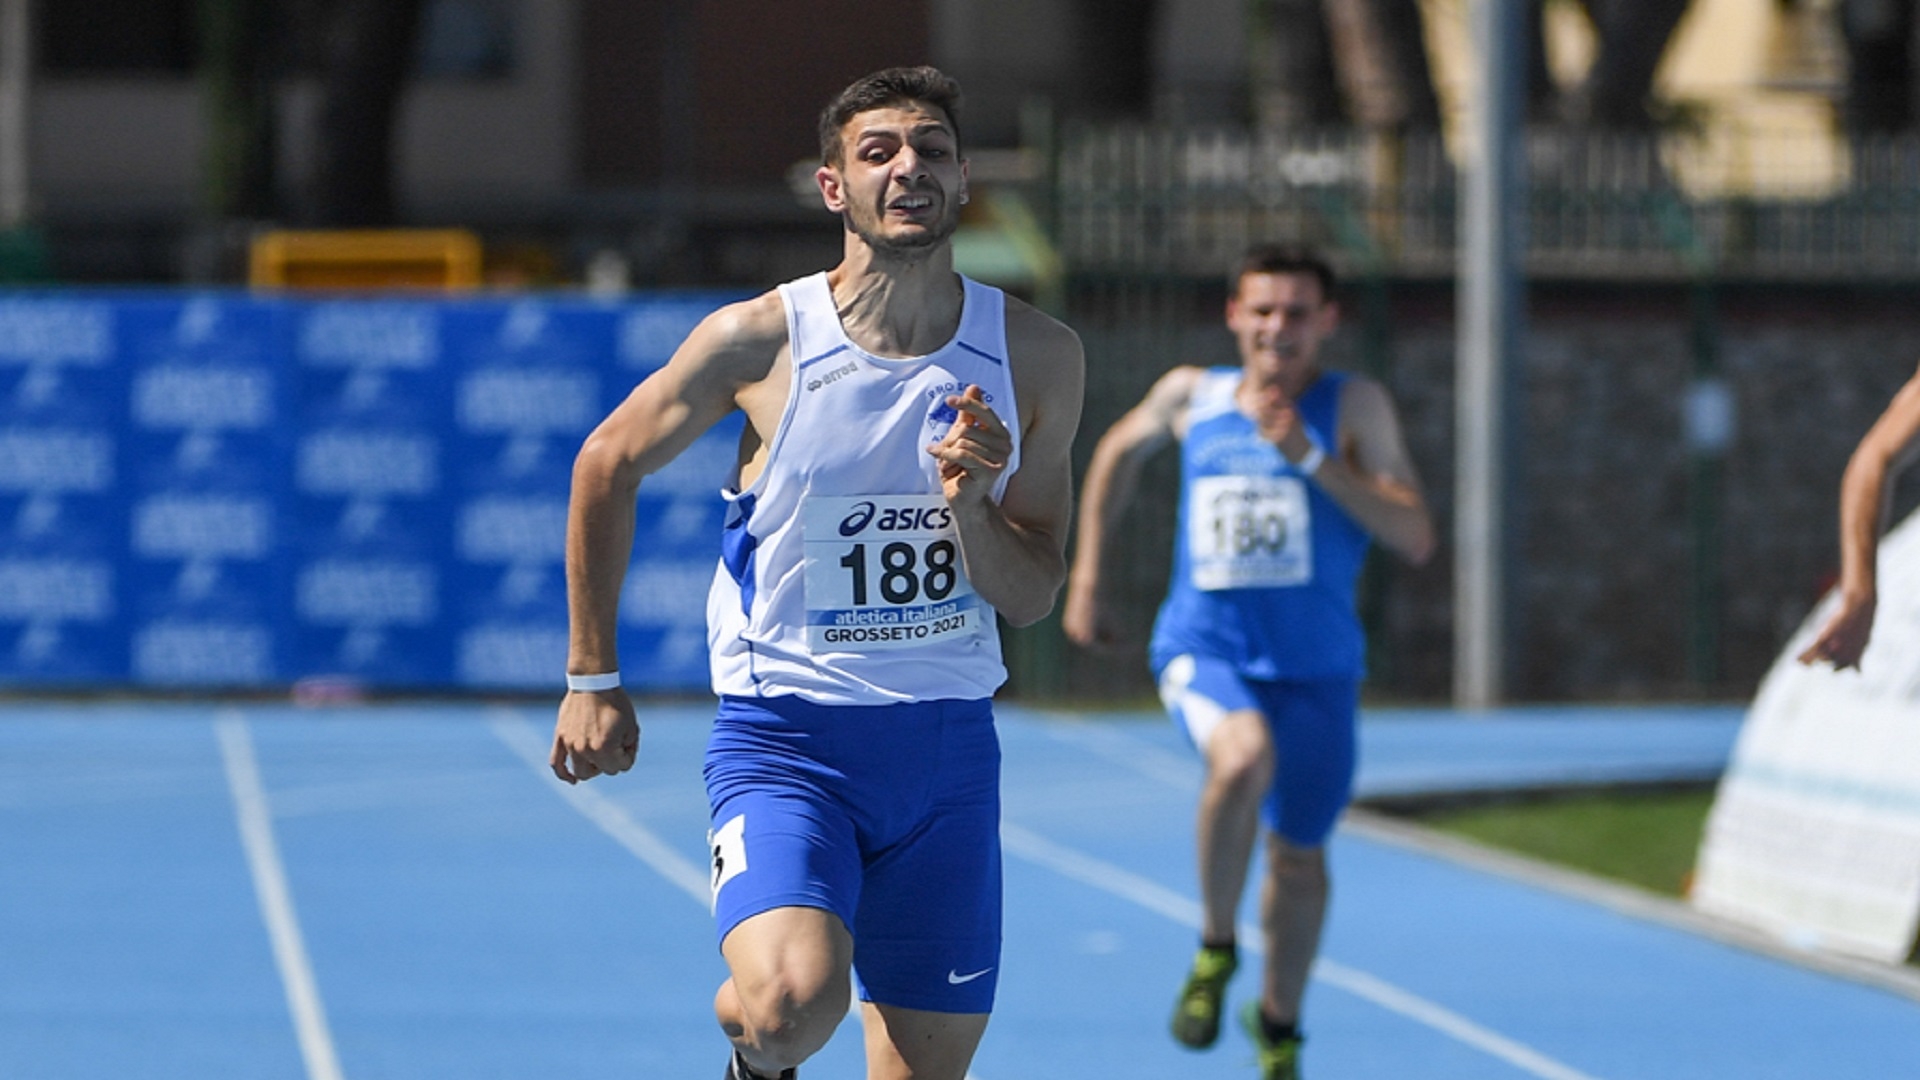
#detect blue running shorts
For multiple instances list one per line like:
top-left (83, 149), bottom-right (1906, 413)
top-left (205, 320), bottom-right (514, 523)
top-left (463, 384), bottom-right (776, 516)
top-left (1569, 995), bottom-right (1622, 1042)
top-left (704, 694), bottom-right (1002, 1013)
top-left (1155, 654), bottom-right (1358, 848)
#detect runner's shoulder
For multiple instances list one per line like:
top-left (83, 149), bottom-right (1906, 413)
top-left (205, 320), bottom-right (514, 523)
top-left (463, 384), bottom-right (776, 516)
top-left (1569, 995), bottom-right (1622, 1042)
top-left (679, 290), bottom-right (789, 384)
top-left (1003, 293), bottom-right (1084, 364)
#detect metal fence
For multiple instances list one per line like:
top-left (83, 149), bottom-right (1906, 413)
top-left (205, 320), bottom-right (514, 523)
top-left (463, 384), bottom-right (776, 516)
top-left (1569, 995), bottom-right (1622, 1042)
top-left (1053, 125), bottom-right (1920, 282)
top-left (1029, 122), bottom-right (1920, 702)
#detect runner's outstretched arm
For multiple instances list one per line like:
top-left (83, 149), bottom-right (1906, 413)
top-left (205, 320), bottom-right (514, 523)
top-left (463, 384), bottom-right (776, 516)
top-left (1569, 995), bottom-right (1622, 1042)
top-left (1063, 366), bottom-right (1194, 648)
top-left (553, 297), bottom-right (784, 781)
top-left (1800, 364), bottom-right (1920, 669)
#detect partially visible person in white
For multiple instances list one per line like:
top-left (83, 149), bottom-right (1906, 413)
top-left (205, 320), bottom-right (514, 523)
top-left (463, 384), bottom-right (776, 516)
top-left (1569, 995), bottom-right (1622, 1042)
top-left (1800, 362), bottom-right (1920, 671)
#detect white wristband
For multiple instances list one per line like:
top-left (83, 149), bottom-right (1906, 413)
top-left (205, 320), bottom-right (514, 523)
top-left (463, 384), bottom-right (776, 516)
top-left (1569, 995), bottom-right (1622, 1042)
top-left (1293, 443), bottom-right (1326, 477)
top-left (566, 671), bottom-right (622, 692)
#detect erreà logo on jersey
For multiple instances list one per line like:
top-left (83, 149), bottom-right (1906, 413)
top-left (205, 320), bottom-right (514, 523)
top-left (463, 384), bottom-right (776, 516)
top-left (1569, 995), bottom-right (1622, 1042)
top-left (838, 501), bottom-right (952, 536)
top-left (806, 360), bottom-right (858, 393)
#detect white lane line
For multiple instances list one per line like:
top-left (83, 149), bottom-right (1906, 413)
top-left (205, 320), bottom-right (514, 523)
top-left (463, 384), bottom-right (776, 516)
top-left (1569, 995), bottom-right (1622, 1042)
top-left (491, 710), bottom-right (984, 1080)
top-left (1001, 821), bottom-right (1205, 927)
top-left (488, 710), bottom-right (708, 905)
top-left (1001, 815), bottom-right (1606, 1080)
top-left (215, 712), bottom-right (347, 1080)
top-left (1342, 808), bottom-right (1920, 1005)
top-left (1023, 714), bottom-right (1200, 789)
top-left (1311, 960), bottom-right (1605, 1080)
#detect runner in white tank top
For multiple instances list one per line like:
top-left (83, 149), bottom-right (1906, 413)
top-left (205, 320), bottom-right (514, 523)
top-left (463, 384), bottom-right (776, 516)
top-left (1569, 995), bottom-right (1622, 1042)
top-left (706, 270), bottom-right (1020, 704)
top-left (547, 67), bottom-right (1085, 1080)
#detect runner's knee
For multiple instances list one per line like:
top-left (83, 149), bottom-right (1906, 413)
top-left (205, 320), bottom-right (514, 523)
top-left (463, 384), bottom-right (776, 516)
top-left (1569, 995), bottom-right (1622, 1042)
top-left (1206, 710), bottom-right (1275, 793)
top-left (723, 967), bottom-right (849, 1067)
top-left (1266, 840), bottom-right (1327, 887)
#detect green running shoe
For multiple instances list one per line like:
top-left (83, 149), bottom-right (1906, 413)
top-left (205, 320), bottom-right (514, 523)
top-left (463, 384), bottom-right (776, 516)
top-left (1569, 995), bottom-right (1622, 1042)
top-left (1239, 1001), bottom-right (1304, 1080)
top-left (1169, 945), bottom-right (1238, 1048)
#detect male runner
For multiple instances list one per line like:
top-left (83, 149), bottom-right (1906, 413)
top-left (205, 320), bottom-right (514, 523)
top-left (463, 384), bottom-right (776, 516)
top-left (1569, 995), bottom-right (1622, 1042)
top-left (1064, 245), bottom-right (1432, 1079)
top-left (550, 66), bottom-right (1085, 1080)
top-left (1799, 361), bottom-right (1920, 670)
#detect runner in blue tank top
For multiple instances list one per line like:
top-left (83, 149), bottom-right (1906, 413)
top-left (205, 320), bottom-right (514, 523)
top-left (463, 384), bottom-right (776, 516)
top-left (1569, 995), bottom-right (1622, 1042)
top-left (1065, 246), bottom-right (1434, 1080)
top-left (550, 67), bottom-right (1086, 1080)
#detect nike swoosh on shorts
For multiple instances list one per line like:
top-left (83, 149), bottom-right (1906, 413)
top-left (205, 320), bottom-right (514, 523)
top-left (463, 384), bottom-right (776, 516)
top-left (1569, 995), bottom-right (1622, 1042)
top-left (947, 968), bottom-right (992, 985)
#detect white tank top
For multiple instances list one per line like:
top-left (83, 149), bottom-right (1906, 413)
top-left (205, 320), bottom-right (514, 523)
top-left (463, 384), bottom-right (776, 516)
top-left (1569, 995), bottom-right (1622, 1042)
top-left (705, 271), bottom-right (1021, 703)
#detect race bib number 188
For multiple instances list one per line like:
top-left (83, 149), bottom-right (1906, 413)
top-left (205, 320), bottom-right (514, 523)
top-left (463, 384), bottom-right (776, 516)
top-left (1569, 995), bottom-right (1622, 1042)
top-left (802, 494), bottom-right (983, 651)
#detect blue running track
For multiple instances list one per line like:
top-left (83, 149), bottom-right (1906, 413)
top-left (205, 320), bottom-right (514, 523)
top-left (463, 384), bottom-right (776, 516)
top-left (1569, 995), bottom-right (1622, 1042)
top-left (2, 699), bottom-right (1917, 1079)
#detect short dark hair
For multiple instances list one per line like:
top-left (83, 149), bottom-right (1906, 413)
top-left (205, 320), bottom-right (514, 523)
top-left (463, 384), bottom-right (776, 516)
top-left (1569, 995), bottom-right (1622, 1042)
top-left (1232, 244), bottom-right (1337, 300)
top-left (817, 66), bottom-right (963, 167)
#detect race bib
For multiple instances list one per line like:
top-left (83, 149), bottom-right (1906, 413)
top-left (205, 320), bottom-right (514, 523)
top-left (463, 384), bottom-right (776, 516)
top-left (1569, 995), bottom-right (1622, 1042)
top-left (1189, 475), bottom-right (1313, 590)
top-left (801, 494), bottom-right (983, 651)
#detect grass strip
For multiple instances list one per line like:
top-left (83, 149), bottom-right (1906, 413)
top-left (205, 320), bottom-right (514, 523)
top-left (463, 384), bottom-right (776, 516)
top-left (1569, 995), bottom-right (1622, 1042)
top-left (1407, 787), bottom-right (1717, 898)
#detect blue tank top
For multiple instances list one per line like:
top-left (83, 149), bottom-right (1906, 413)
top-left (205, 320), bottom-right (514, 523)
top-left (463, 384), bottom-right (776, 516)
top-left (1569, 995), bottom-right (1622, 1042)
top-left (1148, 367), bottom-right (1371, 680)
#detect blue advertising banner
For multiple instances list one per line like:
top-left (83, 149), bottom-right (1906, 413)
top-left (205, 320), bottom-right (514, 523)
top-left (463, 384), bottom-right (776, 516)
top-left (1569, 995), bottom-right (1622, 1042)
top-left (122, 295), bottom-right (287, 687)
top-left (444, 298), bottom-right (616, 690)
top-left (0, 295), bottom-right (126, 683)
top-left (0, 288), bottom-right (744, 694)
top-left (286, 298), bottom-right (457, 686)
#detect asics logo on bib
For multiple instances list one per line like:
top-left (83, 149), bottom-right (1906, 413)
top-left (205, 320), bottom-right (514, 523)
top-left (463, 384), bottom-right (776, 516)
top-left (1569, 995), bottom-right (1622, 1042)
top-left (839, 501), bottom-right (877, 535)
top-left (838, 502), bottom-right (953, 536)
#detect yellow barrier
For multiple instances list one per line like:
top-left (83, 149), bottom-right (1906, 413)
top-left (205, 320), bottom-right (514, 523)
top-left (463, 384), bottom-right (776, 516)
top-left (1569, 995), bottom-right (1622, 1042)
top-left (249, 229), bottom-right (483, 290)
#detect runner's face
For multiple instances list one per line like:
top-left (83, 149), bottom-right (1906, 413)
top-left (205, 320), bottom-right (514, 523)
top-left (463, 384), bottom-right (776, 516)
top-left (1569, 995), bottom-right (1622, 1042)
top-left (1226, 272), bottom-right (1337, 383)
top-left (819, 104), bottom-right (968, 253)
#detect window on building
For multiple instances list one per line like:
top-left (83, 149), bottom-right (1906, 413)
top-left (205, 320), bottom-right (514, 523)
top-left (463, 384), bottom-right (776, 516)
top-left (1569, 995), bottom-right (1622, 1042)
top-left (34, 0), bottom-right (514, 81)
top-left (39, 0), bottom-right (197, 75)
top-left (416, 0), bottom-right (516, 79)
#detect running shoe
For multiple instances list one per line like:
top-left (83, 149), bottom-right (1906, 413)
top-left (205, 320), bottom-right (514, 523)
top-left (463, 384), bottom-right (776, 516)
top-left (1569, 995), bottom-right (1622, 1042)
top-left (1238, 1001), bottom-right (1304, 1080)
top-left (1169, 945), bottom-right (1238, 1048)
top-left (725, 1050), bottom-right (795, 1080)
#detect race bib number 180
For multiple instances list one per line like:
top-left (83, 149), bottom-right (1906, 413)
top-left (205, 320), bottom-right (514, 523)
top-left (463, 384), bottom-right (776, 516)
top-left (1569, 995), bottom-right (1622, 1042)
top-left (1189, 475), bottom-right (1314, 590)
top-left (802, 494), bottom-right (983, 651)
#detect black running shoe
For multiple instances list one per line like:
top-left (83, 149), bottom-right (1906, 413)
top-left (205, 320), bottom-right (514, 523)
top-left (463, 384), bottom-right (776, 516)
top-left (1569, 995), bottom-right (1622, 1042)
top-left (725, 1050), bottom-right (795, 1080)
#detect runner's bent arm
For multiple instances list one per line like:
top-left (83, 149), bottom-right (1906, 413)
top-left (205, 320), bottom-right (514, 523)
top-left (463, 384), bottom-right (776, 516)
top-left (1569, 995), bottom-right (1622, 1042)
top-left (1312, 377), bottom-right (1436, 565)
top-left (1799, 364), bottom-right (1920, 669)
top-left (552, 296), bottom-right (785, 782)
top-left (931, 304), bottom-right (1086, 628)
top-left (1062, 366), bottom-right (1195, 648)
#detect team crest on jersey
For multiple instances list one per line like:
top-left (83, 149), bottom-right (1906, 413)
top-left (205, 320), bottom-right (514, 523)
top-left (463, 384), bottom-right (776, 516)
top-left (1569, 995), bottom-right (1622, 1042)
top-left (925, 382), bottom-right (993, 432)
